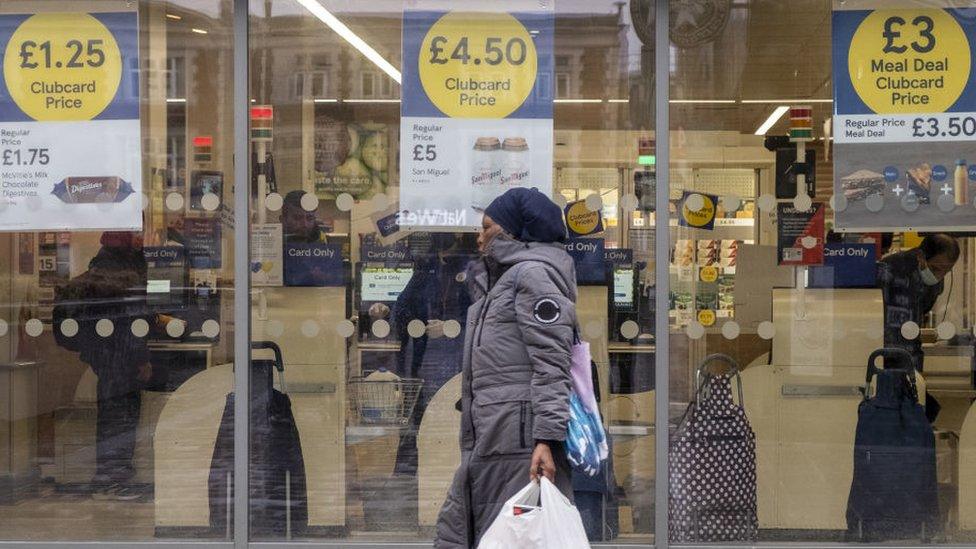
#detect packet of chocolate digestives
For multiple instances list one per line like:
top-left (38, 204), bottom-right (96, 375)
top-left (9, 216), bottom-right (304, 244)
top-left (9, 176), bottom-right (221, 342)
top-left (52, 177), bottom-right (134, 204)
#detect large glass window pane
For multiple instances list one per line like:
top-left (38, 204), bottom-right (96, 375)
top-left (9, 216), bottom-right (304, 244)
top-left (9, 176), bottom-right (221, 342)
top-left (0, 0), bottom-right (235, 542)
top-left (668, 0), bottom-right (973, 545)
top-left (247, 0), bottom-right (655, 544)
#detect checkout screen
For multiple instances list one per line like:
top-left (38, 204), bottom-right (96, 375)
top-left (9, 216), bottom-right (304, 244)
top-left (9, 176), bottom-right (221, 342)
top-left (361, 267), bottom-right (414, 302)
top-left (613, 268), bottom-right (635, 307)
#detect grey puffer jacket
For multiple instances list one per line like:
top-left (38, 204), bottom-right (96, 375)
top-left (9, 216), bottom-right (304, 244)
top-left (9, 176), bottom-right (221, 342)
top-left (435, 235), bottom-right (577, 548)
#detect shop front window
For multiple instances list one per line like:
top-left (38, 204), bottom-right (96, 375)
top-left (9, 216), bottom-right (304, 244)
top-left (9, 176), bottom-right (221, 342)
top-left (247, 0), bottom-right (656, 544)
top-left (0, 0), bottom-right (236, 542)
top-left (668, 0), bottom-right (976, 545)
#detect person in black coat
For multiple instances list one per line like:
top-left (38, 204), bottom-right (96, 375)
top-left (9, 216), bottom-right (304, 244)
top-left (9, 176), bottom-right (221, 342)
top-left (54, 232), bottom-right (152, 501)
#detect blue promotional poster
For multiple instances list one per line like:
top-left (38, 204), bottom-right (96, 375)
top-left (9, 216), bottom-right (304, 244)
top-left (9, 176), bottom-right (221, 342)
top-left (808, 243), bottom-right (878, 288)
top-left (284, 243), bottom-right (344, 287)
top-left (361, 235), bottom-right (411, 263)
top-left (605, 248), bottom-right (634, 265)
top-left (400, 0), bottom-right (554, 230)
top-left (834, 4), bottom-right (976, 231)
top-left (0, 10), bottom-right (141, 231)
top-left (566, 238), bottom-right (606, 285)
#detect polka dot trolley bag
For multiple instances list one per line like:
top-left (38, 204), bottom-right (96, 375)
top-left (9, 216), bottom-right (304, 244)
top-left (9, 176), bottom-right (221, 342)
top-left (668, 354), bottom-right (757, 542)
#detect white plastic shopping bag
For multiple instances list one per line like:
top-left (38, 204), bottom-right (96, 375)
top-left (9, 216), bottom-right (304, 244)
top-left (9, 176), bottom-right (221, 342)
top-left (478, 477), bottom-right (591, 549)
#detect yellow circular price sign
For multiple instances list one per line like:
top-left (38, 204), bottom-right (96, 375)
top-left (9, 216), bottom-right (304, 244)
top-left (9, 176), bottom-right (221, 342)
top-left (681, 194), bottom-right (716, 228)
top-left (697, 309), bottom-right (716, 327)
top-left (565, 200), bottom-right (601, 235)
top-left (419, 12), bottom-right (537, 118)
top-left (3, 13), bottom-right (122, 121)
top-left (700, 266), bottom-right (719, 283)
top-left (848, 9), bottom-right (970, 114)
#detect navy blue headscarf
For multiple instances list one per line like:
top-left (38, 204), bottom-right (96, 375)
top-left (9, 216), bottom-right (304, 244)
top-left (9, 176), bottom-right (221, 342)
top-left (484, 187), bottom-right (567, 243)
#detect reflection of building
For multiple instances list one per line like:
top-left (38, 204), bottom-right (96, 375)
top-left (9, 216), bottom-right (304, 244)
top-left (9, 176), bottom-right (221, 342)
top-left (242, 6), bottom-right (642, 193)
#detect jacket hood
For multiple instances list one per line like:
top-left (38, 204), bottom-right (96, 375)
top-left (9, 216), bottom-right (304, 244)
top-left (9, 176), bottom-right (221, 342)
top-left (486, 235), bottom-right (577, 300)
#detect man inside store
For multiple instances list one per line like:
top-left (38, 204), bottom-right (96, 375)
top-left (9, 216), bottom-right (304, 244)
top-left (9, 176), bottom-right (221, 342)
top-left (877, 232), bottom-right (960, 421)
top-left (280, 190), bottom-right (331, 243)
top-left (53, 231), bottom-right (154, 501)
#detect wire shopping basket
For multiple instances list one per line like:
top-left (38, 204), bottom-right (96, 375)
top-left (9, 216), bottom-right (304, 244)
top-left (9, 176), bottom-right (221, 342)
top-left (347, 376), bottom-right (424, 426)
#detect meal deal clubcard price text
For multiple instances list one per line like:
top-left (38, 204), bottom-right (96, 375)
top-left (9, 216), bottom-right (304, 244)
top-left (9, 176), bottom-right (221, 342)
top-left (0, 11), bottom-right (141, 232)
top-left (833, 4), bottom-right (976, 232)
top-left (400, 0), bottom-right (553, 230)
top-left (835, 8), bottom-right (975, 144)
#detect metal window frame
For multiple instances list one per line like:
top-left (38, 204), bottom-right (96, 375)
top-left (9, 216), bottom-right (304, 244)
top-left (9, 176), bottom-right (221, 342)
top-left (654, 0), bottom-right (669, 548)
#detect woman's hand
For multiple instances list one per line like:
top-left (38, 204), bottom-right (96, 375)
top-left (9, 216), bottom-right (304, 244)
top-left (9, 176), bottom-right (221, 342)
top-left (530, 441), bottom-right (555, 483)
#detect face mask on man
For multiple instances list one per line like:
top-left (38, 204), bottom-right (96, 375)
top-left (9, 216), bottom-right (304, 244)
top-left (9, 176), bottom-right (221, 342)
top-left (920, 266), bottom-right (940, 286)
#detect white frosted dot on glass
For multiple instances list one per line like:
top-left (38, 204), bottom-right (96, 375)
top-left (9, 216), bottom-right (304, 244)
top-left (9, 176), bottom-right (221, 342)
top-left (554, 194), bottom-right (568, 208)
top-left (407, 320), bottom-right (426, 339)
top-left (757, 321), bottom-right (775, 340)
top-left (757, 194), bottom-right (776, 212)
top-left (201, 193), bottom-right (220, 211)
top-left (300, 192), bottom-right (319, 212)
top-left (202, 319), bottom-right (221, 339)
top-left (372, 193), bottom-right (389, 211)
top-left (685, 193), bottom-right (704, 212)
top-left (301, 319), bottom-right (320, 338)
top-left (96, 319), bottom-right (114, 338)
top-left (166, 319), bottom-right (186, 338)
top-left (265, 192), bottom-right (283, 212)
top-left (831, 193), bottom-right (849, 212)
top-left (455, 271), bottom-right (467, 283)
top-left (24, 318), bottom-right (42, 337)
top-left (141, 193), bottom-right (150, 211)
top-left (443, 319), bottom-right (462, 339)
top-left (0, 319), bottom-right (7, 337)
top-left (938, 193), bottom-right (956, 213)
top-left (620, 320), bottom-right (640, 340)
top-left (865, 193), bottom-right (884, 212)
top-left (130, 318), bottom-right (150, 338)
top-left (686, 321), bottom-right (705, 340)
top-left (336, 193), bottom-right (355, 212)
top-left (336, 319), bottom-right (355, 338)
top-left (793, 194), bottom-right (812, 212)
top-left (371, 319), bottom-right (391, 338)
top-left (801, 235), bottom-right (818, 249)
top-left (937, 321), bottom-right (956, 341)
top-left (620, 193), bottom-right (639, 212)
top-left (60, 318), bottom-right (79, 338)
top-left (267, 320), bottom-right (285, 337)
top-left (585, 193), bottom-right (604, 212)
top-left (584, 320), bottom-right (604, 339)
top-left (721, 195), bottom-right (741, 211)
top-left (901, 321), bottom-right (920, 340)
top-left (721, 320), bottom-right (741, 340)
top-left (901, 193), bottom-right (920, 212)
top-left (166, 192), bottom-right (184, 211)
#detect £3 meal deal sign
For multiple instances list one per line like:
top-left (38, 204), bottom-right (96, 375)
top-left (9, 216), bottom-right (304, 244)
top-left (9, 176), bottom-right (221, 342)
top-left (834, 5), bottom-right (976, 232)
top-left (0, 11), bottom-right (141, 231)
top-left (400, 0), bottom-right (554, 230)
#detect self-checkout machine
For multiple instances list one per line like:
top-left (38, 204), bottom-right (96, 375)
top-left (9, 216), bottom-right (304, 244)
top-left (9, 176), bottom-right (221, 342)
top-left (249, 185), bottom-right (348, 534)
top-left (739, 282), bottom-right (884, 532)
top-left (735, 112), bottom-right (877, 531)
